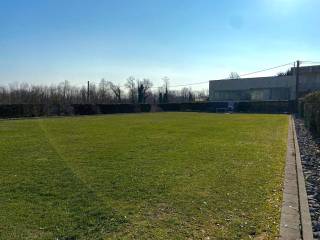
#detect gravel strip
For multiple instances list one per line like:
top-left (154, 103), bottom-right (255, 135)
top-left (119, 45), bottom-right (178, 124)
top-left (295, 118), bottom-right (320, 239)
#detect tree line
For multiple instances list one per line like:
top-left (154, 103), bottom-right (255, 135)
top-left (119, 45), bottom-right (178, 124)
top-left (0, 77), bottom-right (209, 105)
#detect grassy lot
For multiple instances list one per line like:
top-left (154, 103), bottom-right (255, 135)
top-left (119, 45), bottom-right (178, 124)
top-left (0, 113), bottom-right (288, 240)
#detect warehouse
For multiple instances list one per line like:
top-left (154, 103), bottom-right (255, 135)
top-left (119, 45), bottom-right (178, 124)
top-left (209, 65), bottom-right (320, 101)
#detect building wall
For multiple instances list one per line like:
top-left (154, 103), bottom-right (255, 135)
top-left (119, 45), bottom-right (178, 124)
top-left (298, 73), bottom-right (320, 97)
top-left (209, 76), bottom-right (296, 101)
top-left (209, 66), bottom-right (320, 101)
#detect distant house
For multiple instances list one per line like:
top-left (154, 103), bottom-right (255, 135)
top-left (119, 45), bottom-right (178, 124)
top-left (209, 65), bottom-right (320, 101)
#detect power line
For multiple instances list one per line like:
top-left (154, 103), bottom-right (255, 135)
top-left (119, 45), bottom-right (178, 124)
top-left (239, 62), bottom-right (294, 77)
top-left (76, 61), bottom-right (298, 90)
top-left (151, 81), bottom-right (208, 89)
top-left (152, 61), bottom-right (295, 89)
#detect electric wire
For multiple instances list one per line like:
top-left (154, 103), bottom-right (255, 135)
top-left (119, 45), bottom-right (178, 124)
top-left (87, 61), bottom-right (319, 90)
top-left (153, 61), bottom-right (295, 89)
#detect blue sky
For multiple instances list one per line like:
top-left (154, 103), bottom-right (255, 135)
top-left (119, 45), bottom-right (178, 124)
top-left (1, 0), bottom-right (320, 89)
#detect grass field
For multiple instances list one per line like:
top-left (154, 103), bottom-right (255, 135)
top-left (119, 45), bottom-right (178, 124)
top-left (0, 113), bottom-right (288, 240)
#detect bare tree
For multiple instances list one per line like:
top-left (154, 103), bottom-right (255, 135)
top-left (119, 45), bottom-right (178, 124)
top-left (125, 76), bottom-right (136, 103)
top-left (80, 86), bottom-right (87, 103)
top-left (88, 82), bottom-right (97, 103)
top-left (98, 78), bottom-right (111, 103)
top-left (228, 72), bottom-right (240, 79)
top-left (0, 79), bottom-right (208, 105)
top-left (180, 87), bottom-right (190, 102)
top-left (162, 76), bottom-right (169, 103)
top-left (194, 89), bottom-right (209, 102)
top-left (108, 81), bottom-right (122, 103)
top-left (277, 69), bottom-right (292, 76)
top-left (137, 79), bottom-right (153, 103)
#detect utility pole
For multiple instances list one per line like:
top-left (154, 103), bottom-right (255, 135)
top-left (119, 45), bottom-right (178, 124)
top-left (295, 60), bottom-right (300, 100)
top-left (87, 81), bottom-right (90, 103)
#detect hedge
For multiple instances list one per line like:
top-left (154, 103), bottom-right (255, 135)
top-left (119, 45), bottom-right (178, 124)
top-left (158, 102), bottom-right (228, 112)
top-left (235, 101), bottom-right (296, 113)
top-left (0, 101), bottom-right (295, 119)
top-left (0, 104), bottom-right (152, 118)
top-left (299, 92), bottom-right (320, 135)
top-left (159, 101), bottom-right (295, 113)
top-left (0, 104), bottom-right (48, 118)
top-left (72, 104), bottom-right (151, 115)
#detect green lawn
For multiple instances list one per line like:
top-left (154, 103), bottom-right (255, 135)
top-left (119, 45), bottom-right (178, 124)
top-left (0, 113), bottom-right (288, 240)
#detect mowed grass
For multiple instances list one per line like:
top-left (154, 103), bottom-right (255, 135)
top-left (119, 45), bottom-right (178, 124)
top-left (0, 113), bottom-right (288, 240)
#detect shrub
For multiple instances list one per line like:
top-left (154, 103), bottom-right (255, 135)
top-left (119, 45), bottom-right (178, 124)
top-left (0, 101), bottom-right (294, 119)
top-left (300, 92), bottom-right (320, 135)
top-left (298, 100), bottom-right (305, 118)
top-left (158, 102), bottom-right (229, 112)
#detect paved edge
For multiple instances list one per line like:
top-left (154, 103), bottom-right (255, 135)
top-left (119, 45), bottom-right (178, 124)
top-left (279, 116), bottom-right (313, 240)
top-left (292, 116), bottom-right (313, 240)
top-left (280, 116), bottom-right (301, 239)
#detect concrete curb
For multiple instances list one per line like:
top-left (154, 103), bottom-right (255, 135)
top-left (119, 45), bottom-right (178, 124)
top-left (279, 116), bottom-right (313, 240)
top-left (280, 117), bottom-right (301, 239)
top-left (292, 117), bottom-right (313, 240)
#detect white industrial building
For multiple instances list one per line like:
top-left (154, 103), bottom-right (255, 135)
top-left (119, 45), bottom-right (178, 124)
top-left (209, 65), bottom-right (320, 101)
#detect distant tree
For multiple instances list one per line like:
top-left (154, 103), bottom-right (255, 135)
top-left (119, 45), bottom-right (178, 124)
top-left (98, 78), bottom-right (109, 103)
top-left (0, 86), bottom-right (7, 103)
top-left (108, 81), bottom-right (122, 103)
top-left (194, 89), bottom-right (209, 101)
top-left (88, 82), bottom-right (97, 103)
top-left (180, 87), bottom-right (189, 102)
top-left (158, 92), bottom-right (163, 103)
top-left (162, 76), bottom-right (169, 103)
top-left (178, 87), bottom-right (195, 102)
top-left (137, 79), bottom-right (153, 103)
top-left (59, 80), bottom-right (71, 104)
top-left (188, 91), bottom-right (194, 102)
top-left (0, 79), bottom-right (209, 105)
top-left (125, 76), bottom-right (136, 103)
top-left (277, 69), bottom-right (293, 76)
top-left (228, 72), bottom-right (240, 79)
top-left (80, 86), bottom-right (87, 103)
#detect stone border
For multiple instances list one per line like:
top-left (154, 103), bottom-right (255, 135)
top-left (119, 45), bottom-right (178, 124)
top-left (279, 116), bottom-right (313, 239)
top-left (280, 117), bottom-right (301, 239)
top-left (292, 117), bottom-right (313, 239)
